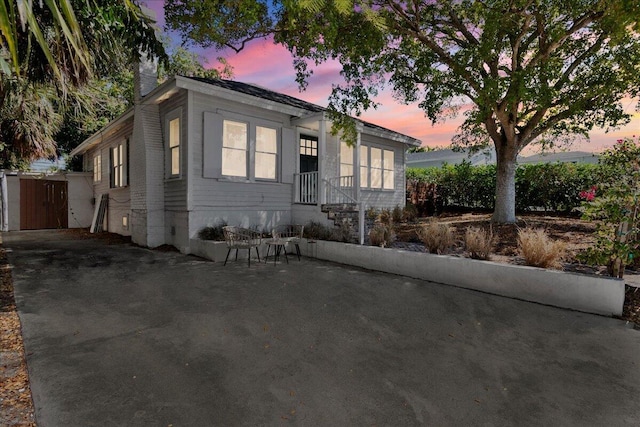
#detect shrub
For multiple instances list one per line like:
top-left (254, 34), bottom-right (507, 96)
top-left (197, 221), bottom-right (227, 241)
top-left (579, 137), bottom-right (640, 278)
top-left (369, 224), bottom-right (396, 248)
top-left (304, 221), bottom-right (333, 241)
top-left (517, 228), bottom-right (566, 269)
top-left (392, 205), bottom-right (403, 223)
top-left (464, 226), bottom-right (494, 260)
top-left (330, 223), bottom-right (354, 243)
top-left (418, 220), bottom-right (454, 254)
top-left (402, 203), bottom-right (419, 222)
top-left (377, 209), bottom-right (393, 226)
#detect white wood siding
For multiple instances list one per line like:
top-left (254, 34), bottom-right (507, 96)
top-left (159, 90), bottom-right (188, 211)
top-left (85, 120), bottom-right (133, 235)
top-left (187, 92), bottom-right (297, 236)
top-left (360, 135), bottom-right (406, 210)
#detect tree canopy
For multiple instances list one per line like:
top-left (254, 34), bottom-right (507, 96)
top-left (0, 0), bottom-right (165, 167)
top-left (165, 0), bottom-right (640, 222)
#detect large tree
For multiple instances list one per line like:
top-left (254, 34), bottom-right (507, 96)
top-left (0, 0), bottom-right (165, 167)
top-left (166, 0), bottom-right (640, 223)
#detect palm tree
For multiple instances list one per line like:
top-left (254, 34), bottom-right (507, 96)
top-left (0, 0), bottom-right (165, 167)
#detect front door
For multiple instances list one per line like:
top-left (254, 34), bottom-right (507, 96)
top-left (299, 135), bottom-right (318, 203)
top-left (299, 135), bottom-right (318, 174)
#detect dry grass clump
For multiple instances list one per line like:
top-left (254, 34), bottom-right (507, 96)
top-left (518, 228), bottom-right (566, 269)
top-left (369, 224), bottom-right (396, 248)
top-left (418, 220), bottom-right (454, 254)
top-left (465, 226), bottom-right (494, 260)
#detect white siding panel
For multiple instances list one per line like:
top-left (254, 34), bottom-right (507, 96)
top-left (159, 91), bottom-right (188, 210)
top-left (188, 91), bottom-right (296, 232)
top-left (281, 127), bottom-right (296, 184)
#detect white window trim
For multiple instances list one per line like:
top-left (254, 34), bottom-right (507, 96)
top-left (165, 108), bottom-right (182, 179)
top-left (93, 153), bottom-right (102, 183)
top-left (110, 140), bottom-right (127, 189)
top-left (219, 111), bottom-right (281, 183)
top-left (360, 145), bottom-right (395, 191)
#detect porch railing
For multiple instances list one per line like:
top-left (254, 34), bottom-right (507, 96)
top-left (294, 171), bottom-right (318, 204)
top-left (324, 176), bottom-right (357, 204)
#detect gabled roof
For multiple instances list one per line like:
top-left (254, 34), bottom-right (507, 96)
top-left (186, 77), bottom-right (325, 114)
top-left (72, 77), bottom-right (421, 156)
top-left (182, 77), bottom-right (421, 146)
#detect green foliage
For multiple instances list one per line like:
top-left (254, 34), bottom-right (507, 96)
top-left (579, 137), bottom-right (640, 278)
top-left (0, 0), bottom-right (166, 166)
top-left (165, 0), bottom-right (640, 221)
top-left (407, 162), bottom-right (598, 214)
top-left (198, 221), bottom-right (228, 241)
top-left (303, 221), bottom-right (333, 241)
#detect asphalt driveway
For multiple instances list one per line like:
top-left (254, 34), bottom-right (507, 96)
top-left (5, 230), bottom-right (640, 426)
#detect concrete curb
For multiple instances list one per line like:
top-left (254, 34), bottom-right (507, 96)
top-left (299, 239), bottom-right (624, 316)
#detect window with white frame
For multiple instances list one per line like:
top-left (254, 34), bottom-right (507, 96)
top-left (222, 120), bottom-right (248, 177)
top-left (383, 149), bottom-right (395, 190)
top-left (168, 116), bottom-right (181, 177)
top-left (255, 126), bottom-right (278, 180)
top-left (340, 141), bottom-right (353, 178)
top-left (362, 146), bottom-right (394, 190)
top-left (360, 145), bottom-right (368, 188)
top-left (111, 142), bottom-right (126, 188)
top-left (93, 154), bottom-right (101, 182)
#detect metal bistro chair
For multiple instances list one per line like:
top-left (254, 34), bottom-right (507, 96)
top-left (266, 224), bottom-right (304, 264)
top-left (222, 226), bottom-right (262, 266)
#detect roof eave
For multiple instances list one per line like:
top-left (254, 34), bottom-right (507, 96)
top-left (69, 108), bottom-right (135, 156)
top-left (175, 76), bottom-right (311, 117)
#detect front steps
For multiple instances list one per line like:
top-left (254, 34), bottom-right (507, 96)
top-left (321, 203), bottom-right (359, 243)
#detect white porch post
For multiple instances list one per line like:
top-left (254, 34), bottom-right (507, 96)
top-left (355, 127), bottom-right (364, 245)
top-left (319, 116), bottom-right (327, 205)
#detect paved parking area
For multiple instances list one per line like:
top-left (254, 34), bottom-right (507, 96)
top-left (5, 230), bottom-right (640, 426)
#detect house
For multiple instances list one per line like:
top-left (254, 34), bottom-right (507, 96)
top-left (70, 72), bottom-right (421, 253)
top-left (407, 148), bottom-right (599, 168)
top-left (407, 148), bottom-right (496, 168)
top-left (517, 151), bottom-right (599, 165)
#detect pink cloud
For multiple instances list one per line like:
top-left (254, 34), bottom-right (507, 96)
top-left (145, 1), bottom-right (640, 152)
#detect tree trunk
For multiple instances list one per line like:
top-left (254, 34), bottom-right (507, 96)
top-left (492, 144), bottom-right (518, 223)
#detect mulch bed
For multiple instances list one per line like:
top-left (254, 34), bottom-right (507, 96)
top-left (0, 248), bottom-right (36, 427)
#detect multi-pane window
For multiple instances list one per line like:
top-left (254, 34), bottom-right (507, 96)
top-left (362, 146), bottom-right (394, 190)
top-left (169, 117), bottom-right (180, 176)
top-left (222, 120), bottom-right (248, 177)
top-left (340, 142), bottom-right (353, 178)
top-left (255, 126), bottom-right (277, 180)
top-left (93, 154), bottom-right (101, 182)
top-left (111, 143), bottom-right (125, 188)
top-left (300, 136), bottom-right (317, 156)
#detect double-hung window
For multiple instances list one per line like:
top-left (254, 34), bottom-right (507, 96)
top-left (255, 126), bottom-right (278, 180)
top-left (222, 120), bottom-right (248, 177)
top-left (169, 117), bottom-right (180, 177)
top-left (93, 154), bottom-right (102, 182)
top-left (111, 142), bottom-right (126, 188)
top-left (221, 119), bottom-right (279, 180)
top-left (362, 146), bottom-right (394, 190)
top-left (340, 142), bottom-right (354, 177)
top-left (360, 146), bottom-right (368, 188)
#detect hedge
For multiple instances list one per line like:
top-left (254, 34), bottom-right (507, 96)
top-left (407, 162), bottom-right (599, 215)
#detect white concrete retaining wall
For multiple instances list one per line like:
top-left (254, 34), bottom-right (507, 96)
top-left (189, 239), bottom-right (268, 263)
top-left (299, 239), bottom-right (625, 316)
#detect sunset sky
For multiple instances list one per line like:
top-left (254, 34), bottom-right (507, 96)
top-left (144, 1), bottom-right (640, 154)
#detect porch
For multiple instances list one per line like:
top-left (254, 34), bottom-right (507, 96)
top-left (293, 171), bottom-right (364, 244)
